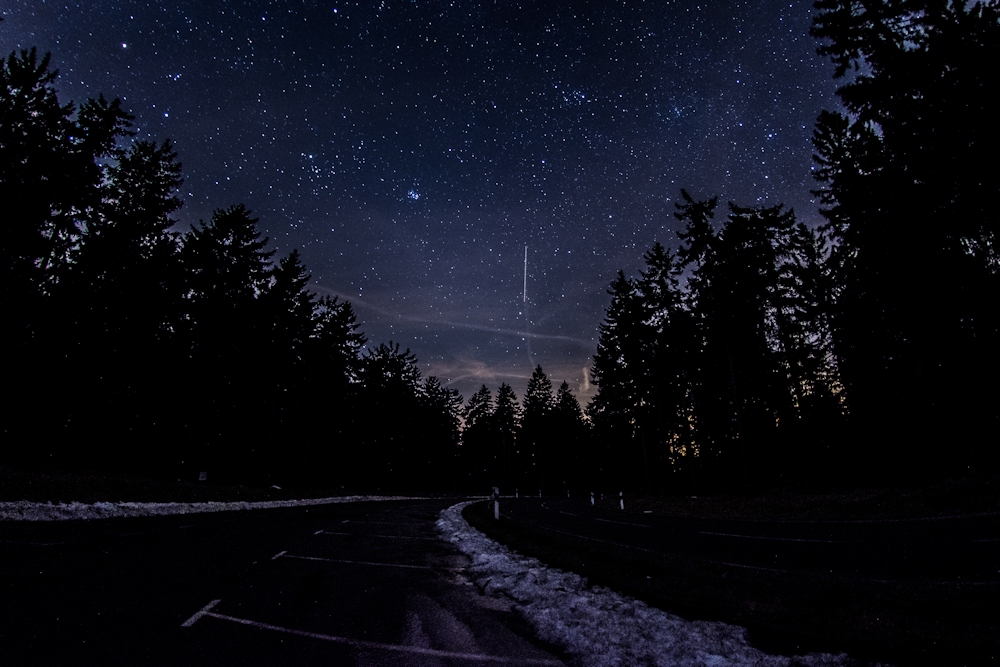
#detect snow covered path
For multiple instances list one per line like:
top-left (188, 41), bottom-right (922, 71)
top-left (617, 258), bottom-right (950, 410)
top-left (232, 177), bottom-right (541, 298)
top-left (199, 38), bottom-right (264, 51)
top-left (437, 500), bottom-right (862, 667)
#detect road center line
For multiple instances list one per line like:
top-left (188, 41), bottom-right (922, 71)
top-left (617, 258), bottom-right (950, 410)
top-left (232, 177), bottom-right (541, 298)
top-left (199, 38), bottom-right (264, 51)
top-left (698, 531), bottom-right (834, 543)
top-left (186, 604), bottom-right (562, 664)
top-left (275, 552), bottom-right (432, 570)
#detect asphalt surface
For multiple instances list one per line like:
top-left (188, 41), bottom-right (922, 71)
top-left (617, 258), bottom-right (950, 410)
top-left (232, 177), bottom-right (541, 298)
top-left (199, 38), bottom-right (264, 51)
top-left (499, 497), bottom-right (1000, 585)
top-left (0, 499), bottom-right (566, 666)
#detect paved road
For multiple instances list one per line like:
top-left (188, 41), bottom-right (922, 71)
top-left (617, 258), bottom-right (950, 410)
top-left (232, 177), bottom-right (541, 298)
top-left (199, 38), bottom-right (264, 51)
top-left (0, 499), bottom-right (565, 666)
top-left (499, 497), bottom-right (1000, 584)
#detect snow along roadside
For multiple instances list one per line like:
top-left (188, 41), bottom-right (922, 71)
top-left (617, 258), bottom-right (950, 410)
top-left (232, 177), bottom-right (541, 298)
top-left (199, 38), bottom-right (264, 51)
top-left (437, 500), bottom-right (869, 667)
top-left (0, 495), bottom-right (427, 521)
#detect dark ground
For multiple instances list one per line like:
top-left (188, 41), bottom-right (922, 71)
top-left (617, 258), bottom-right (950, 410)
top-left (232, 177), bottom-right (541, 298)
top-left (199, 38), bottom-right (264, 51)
top-left (0, 498), bottom-right (566, 666)
top-left (4, 468), bottom-right (997, 665)
top-left (464, 483), bottom-right (999, 667)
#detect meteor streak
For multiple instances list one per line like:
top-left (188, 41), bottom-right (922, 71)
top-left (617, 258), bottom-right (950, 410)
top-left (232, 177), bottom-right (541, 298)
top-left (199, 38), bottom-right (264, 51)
top-left (523, 245), bottom-right (527, 303)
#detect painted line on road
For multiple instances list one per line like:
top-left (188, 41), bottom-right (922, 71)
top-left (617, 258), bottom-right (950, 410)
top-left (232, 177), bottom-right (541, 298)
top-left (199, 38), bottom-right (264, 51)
top-left (0, 539), bottom-right (66, 546)
top-left (274, 552), bottom-right (432, 570)
top-left (500, 513), bottom-right (830, 577)
top-left (181, 599), bottom-right (220, 627)
top-left (698, 531), bottom-right (834, 544)
top-left (503, 514), bottom-right (996, 586)
top-left (596, 518), bottom-right (651, 528)
top-left (500, 514), bottom-right (661, 556)
top-left (315, 529), bottom-right (437, 541)
top-left (182, 602), bottom-right (563, 664)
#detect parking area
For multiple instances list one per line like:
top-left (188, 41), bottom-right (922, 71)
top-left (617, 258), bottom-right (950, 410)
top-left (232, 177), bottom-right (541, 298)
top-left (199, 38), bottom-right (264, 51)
top-left (178, 502), bottom-right (565, 665)
top-left (1, 499), bottom-right (566, 666)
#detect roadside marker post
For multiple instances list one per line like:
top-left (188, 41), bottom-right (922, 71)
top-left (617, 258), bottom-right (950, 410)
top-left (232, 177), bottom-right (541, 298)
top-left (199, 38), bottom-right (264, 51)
top-left (493, 486), bottom-right (500, 520)
top-left (620, 491), bottom-right (624, 511)
top-left (590, 491), bottom-right (594, 506)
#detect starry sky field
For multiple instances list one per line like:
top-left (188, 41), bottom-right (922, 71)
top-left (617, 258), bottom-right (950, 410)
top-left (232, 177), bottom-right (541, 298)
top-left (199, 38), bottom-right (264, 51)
top-left (4, 1), bottom-right (839, 404)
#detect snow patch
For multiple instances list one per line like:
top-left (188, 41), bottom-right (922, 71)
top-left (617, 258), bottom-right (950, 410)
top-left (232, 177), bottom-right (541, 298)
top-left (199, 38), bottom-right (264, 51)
top-left (437, 501), bottom-right (864, 667)
top-left (0, 496), bottom-right (425, 521)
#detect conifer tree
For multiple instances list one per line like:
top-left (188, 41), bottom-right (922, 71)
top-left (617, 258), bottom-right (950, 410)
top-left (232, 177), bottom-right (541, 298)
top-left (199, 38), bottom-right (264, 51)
top-left (1, 48), bottom-right (132, 294)
top-left (1, 48), bottom-right (132, 465)
top-left (419, 376), bottom-right (464, 491)
top-left (551, 381), bottom-right (590, 494)
top-left (357, 342), bottom-right (424, 489)
top-left (494, 383), bottom-right (521, 492)
top-left (180, 205), bottom-right (276, 480)
top-left (297, 295), bottom-right (364, 484)
top-left (639, 242), bottom-right (699, 490)
top-left (461, 385), bottom-right (496, 490)
top-left (588, 271), bottom-right (649, 490)
top-left (682, 200), bottom-right (801, 486)
top-left (811, 0), bottom-right (1000, 472)
top-left (521, 365), bottom-right (555, 493)
top-left (64, 139), bottom-right (186, 471)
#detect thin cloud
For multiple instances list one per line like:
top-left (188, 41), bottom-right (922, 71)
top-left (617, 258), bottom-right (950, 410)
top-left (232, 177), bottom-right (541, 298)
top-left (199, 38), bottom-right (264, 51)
top-left (312, 283), bottom-right (594, 347)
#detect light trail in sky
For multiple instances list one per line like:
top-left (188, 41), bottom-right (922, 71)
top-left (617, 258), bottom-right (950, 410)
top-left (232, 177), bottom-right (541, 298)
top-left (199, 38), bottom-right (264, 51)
top-left (523, 245), bottom-right (528, 304)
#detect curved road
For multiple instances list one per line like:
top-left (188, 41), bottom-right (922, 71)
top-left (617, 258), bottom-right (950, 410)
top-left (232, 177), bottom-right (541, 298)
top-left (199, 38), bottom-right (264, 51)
top-left (0, 499), bottom-right (565, 666)
top-left (499, 497), bottom-right (1000, 584)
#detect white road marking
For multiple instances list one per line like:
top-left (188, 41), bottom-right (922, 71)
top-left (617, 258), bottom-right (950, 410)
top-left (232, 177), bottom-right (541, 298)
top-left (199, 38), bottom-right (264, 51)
top-left (275, 552), bottom-right (432, 570)
top-left (596, 518), bottom-right (650, 528)
top-left (185, 604), bottom-right (562, 664)
top-left (181, 599), bottom-right (220, 627)
top-left (271, 550), bottom-right (287, 560)
top-left (698, 531), bottom-right (834, 543)
top-left (314, 529), bottom-right (437, 541)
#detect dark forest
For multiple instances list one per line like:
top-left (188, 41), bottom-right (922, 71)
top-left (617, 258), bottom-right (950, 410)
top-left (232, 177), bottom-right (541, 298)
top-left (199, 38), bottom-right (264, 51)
top-left (2, 1), bottom-right (997, 495)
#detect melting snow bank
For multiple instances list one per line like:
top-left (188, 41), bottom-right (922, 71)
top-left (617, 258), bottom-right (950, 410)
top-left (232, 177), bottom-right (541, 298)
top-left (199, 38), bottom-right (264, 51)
top-left (437, 501), bottom-right (865, 667)
top-left (0, 495), bottom-right (426, 521)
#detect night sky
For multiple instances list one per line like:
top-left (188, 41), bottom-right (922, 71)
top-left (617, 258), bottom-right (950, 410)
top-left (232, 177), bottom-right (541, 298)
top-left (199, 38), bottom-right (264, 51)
top-left (4, 1), bottom-right (838, 404)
